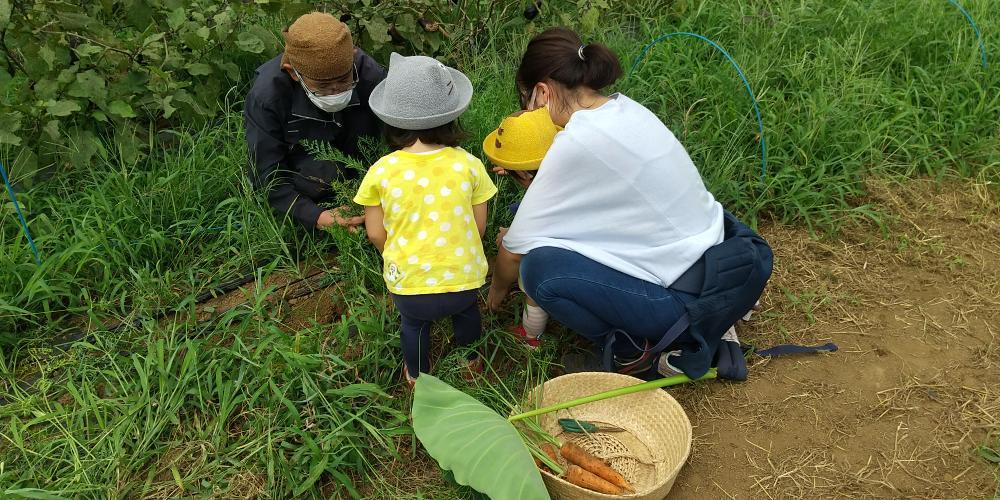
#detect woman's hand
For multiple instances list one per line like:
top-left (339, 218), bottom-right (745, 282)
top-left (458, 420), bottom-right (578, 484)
top-left (495, 226), bottom-right (509, 248)
top-left (491, 167), bottom-right (534, 189)
top-left (486, 282), bottom-right (508, 312)
top-left (487, 241), bottom-right (523, 312)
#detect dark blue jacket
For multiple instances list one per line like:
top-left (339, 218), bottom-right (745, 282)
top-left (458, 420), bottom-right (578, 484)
top-left (670, 212), bottom-right (773, 378)
top-left (244, 50), bottom-right (386, 229)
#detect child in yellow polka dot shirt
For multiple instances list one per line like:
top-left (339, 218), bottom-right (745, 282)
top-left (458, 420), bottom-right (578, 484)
top-left (354, 53), bottom-right (497, 387)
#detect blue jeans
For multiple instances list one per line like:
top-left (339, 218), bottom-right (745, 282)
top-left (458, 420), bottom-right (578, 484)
top-left (520, 247), bottom-right (696, 357)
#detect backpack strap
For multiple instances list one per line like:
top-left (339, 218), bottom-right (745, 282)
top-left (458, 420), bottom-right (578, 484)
top-left (755, 343), bottom-right (838, 356)
top-left (651, 313), bottom-right (690, 354)
top-left (602, 313), bottom-right (691, 372)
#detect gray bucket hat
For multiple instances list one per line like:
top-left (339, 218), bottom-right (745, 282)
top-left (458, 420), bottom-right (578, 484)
top-left (369, 53), bottom-right (473, 130)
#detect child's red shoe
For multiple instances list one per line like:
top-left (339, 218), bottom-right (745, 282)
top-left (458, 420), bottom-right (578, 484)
top-left (510, 324), bottom-right (541, 350)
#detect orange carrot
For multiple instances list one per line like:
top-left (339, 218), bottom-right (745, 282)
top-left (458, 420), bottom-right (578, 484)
top-left (564, 464), bottom-right (623, 495)
top-left (535, 458), bottom-right (556, 475)
top-left (560, 441), bottom-right (633, 492)
top-left (541, 443), bottom-right (560, 464)
top-left (535, 443), bottom-right (561, 474)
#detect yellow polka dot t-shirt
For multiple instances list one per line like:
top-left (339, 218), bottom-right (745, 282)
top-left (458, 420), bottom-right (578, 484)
top-left (353, 147), bottom-right (498, 295)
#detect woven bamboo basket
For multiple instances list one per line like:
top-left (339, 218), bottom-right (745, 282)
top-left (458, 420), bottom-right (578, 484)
top-left (522, 372), bottom-right (692, 499)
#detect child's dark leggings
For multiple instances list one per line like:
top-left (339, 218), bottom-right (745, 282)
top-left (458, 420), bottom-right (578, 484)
top-left (391, 289), bottom-right (482, 378)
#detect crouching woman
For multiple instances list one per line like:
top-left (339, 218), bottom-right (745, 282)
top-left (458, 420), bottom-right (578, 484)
top-left (486, 28), bottom-right (772, 378)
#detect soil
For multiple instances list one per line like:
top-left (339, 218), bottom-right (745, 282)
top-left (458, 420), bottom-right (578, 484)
top-left (669, 178), bottom-right (999, 499)
top-left (193, 258), bottom-right (345, 333)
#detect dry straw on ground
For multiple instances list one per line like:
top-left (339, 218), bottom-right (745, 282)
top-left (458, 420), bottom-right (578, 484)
top-left (670, 177), bottom-right (999, 499)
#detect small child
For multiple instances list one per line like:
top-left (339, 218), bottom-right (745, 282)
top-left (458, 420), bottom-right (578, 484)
top-left (354, 53), bottom-right (497, 387)
top-left (482, 108), bottom-right (560, 349)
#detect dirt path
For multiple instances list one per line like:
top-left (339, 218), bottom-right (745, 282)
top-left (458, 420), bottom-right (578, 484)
top-left (671, 178), bottom-right (999, 499)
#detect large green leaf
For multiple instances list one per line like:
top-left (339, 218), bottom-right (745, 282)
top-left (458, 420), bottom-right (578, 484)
top-left (0, 130), bottom-right (21, 146)
top-left (185, 63), bottom-right (213, 76)
top-left (165, 8), bottom-right (186, 30)
top-left (6, 110), bottom-right (22, 130)
top-left (361, 17), bottom-right (392, 44)
top-left (38, 45), bottom-right (56, 70)
top-left (0, 0), bottom-right (11, 27)
top-left (182, 26), bottom-right (211, 51)
top-left (108, 100), bottom-right (137, 118)
top-left (42, 120), bottom-right (59, 140)
top-left (412, 375), bottom-right (548, 500)
top-left (283, 2), bottom-right (314, 19)
top-left (54, 12), bottom-right (98, 31)
top-left (236, 32), bottom-right (265, 54)
top-left (67, 70), bottom-right (107, 102)
top-left (45, 100), bottom-right (81, 117)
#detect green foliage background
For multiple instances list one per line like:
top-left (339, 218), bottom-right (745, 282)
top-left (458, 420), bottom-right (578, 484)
top-left (0, 0), bottom-right (998, 497)
top-left (0, 0), bottom-right (455, 186)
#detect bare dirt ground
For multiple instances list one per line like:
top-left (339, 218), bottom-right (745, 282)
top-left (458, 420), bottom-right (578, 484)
top-left (670, 178), bottom-right (999, 499)
top-left (194, 258), bottom-right (344, 331)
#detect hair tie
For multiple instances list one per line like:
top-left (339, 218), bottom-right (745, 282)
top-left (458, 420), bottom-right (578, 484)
top-left (577, 45), bottom-right (586, 61)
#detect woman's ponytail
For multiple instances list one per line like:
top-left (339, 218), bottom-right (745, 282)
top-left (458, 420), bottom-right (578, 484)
top-left (577, 43), bottom-right (622, 90)
top-left (516, 28), bottom-right (623, 94)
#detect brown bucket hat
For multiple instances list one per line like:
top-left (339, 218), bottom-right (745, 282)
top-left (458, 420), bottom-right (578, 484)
top-left (280, 12), bottom-right (354, 83)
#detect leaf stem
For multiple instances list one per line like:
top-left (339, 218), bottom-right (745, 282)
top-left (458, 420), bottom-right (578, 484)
top-left (0, 27), bottom-right (27, 76)
top-left (40, 30), bottom-right (134, 59)
top-left (508, 369), bottom-right (718, 422)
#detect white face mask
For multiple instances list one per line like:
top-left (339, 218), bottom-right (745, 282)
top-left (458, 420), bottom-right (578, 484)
top-left (526, 86), bottom-right (563, 130)
top-left (301, 80), bottom-right (353, 113)
top-left (527, 86), bottom-right (540, 111)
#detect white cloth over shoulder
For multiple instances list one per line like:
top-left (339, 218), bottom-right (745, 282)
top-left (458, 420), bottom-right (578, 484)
top-left (503, 93), bottom-right (724, 288)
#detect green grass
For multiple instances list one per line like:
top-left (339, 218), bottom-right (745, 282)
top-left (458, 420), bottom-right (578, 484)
top-left (1, 0), bottom-right (998, 497)
top-left (1, 114), bottom-right (323, 339)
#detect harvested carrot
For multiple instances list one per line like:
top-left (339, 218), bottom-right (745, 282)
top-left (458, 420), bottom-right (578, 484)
top-left (564, 464), bottom-right (622, 494)
top-left (541, 443), bottom-right (560, 464)
top-left (561, 441), bottom-right (633, 492)
top-left (535, 443), bottom-right (561, 474)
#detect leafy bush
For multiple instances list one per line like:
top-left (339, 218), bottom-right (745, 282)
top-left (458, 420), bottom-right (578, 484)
top-left (0, 0), bottom-right (454, 187)
top-left (1, 0), bottom-right (268, 183)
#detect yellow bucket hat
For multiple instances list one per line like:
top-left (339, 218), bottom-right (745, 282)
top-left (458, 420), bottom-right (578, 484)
top-left (482, 108), bottom-right (560, 171)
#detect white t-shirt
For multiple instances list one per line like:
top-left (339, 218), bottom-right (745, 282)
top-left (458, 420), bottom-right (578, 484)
top-left (502, 93), bottom-right (724, 288)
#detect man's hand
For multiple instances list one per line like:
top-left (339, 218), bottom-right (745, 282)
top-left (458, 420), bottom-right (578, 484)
top-left (491, 167), bottom-right (534, 189)
top-left (486, 282), bottom-right (508, 312)
top-left (317, 206), bottom-right (365, 231)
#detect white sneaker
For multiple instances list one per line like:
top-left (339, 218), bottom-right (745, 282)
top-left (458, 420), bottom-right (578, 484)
top-left (657, 350), bottom-right (683, 377)
top-left (722, 326), bottom-right (739, 343)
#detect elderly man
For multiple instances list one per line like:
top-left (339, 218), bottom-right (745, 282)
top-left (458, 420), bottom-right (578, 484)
top-left (245, 12), bottom-right (386, 231)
